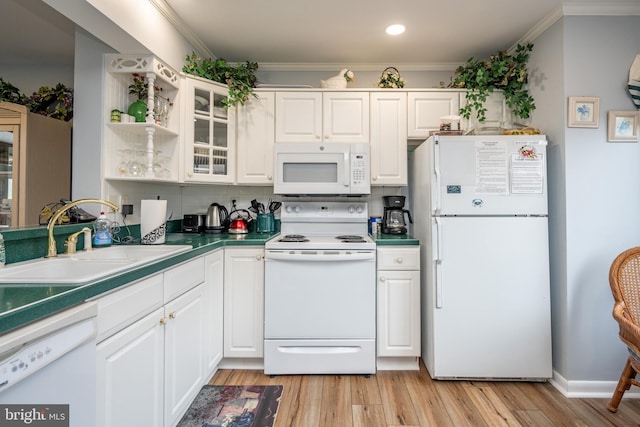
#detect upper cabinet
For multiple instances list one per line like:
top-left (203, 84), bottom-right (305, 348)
top-left (103, 55), bottom-right (181, 182)
top-left (182, 76), bottom-right (236, 184)
top-left (407, 91), bottom-right (460, 139)
top-left (275, 92), bottom-right (369, 143)
top-left (236, 92), bottom-right (275, 185)
top-left (370, 92), bottom-right (407, 186)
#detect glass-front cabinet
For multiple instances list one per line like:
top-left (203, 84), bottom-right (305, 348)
top-left (183, 76), bottom-right (235, 183)
top-left (0, 128), bottom-right (14, 227)
top-left (0, 102), bottom-right (71, 227)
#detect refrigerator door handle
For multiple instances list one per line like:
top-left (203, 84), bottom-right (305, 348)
top-left (433, 217), bottom-right (443, 308)
top-left (432, 140), bottom-right (441, 214)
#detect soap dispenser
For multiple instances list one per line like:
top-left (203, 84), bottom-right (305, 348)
top-left (93, 212), bottom-right (112, 247)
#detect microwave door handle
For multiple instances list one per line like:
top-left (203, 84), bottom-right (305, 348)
top-left (344, 153), bottom-right (350, 187)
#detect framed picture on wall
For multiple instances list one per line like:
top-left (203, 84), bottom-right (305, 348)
top-left (568, 96), bottom-right (600, 128)
top-left (608, 111), bottom-right (639, 142)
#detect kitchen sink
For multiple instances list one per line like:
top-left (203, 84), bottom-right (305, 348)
top-left (0, 244), bottom-right (192, 284)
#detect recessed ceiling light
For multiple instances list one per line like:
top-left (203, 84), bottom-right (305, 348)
top-left (386, 24), bottom-right (405, 36)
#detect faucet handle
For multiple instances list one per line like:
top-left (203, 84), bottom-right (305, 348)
top-left (65, 227), bottom-right (91, 255)
top-left (64, 234), bottom-right (80, 255)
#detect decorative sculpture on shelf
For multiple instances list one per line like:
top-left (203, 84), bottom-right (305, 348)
top-left (320, 69), bottom-right (354, 89)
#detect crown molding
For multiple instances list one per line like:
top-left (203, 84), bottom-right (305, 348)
top-left (562, 1), bottom-right (640, 16)
top-left (148, 0), bottom-right (216, 59)
top-left (256, 62), bottom-right (461, 72)
top-left (510, 2), bottom-right (640, 53)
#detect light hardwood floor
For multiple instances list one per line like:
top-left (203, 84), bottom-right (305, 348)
top-left (210, 362), bottom-right (640, 426)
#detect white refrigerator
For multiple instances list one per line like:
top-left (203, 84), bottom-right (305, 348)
top-left (409, 134), bottom-right (552, 380)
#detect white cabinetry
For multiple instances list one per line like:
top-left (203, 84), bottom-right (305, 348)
top-left (377, 246), bottom-right (421, 370)
top-left (236, 91), bottom-right (275, 184)
top-left (275, 92), bottom-right (369, 143)
top-left (96, 258), bottom-right (207, 427)
top-left (370, 92), bottom-right (407, 186)
top-left (103, 55), bottom-right (181, 182)
top-left (183, 75), bottom-right (236, 183)
top-left (203, 250), bottom-right (224, 376)
top-left (224, 247), bottom-right (265, 359)
top-left (96, 306), bottom-right (164, 427)
top-left (407, 91), bottom-right (460, 139)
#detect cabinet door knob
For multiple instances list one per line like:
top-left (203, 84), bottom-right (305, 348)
top-left (159, 317), bottom-right (167, 325)
top-left (256, 254), bottom-right (264, 260)
top-left (168, 311), bottom-right (176, 319)
top-left (372, 176), bottom-right (377, 181)
top-left (380, 276), bottom-right (386, 282)
top-left (267, 176), bottom-right (272, 181)
top-left (396, 257), bottom-right (403, 264)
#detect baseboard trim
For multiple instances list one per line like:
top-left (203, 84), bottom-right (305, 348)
top-left (377, 357), bottom-right (420, 371)
top-left (219, 358), bottom-right (264, 370)
top-left (550, 369), bottom-right (640, 398)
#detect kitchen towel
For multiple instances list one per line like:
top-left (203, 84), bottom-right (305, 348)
top-left (140, 199), bottom-right (167, 244)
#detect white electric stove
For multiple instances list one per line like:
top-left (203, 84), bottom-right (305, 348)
top-left (264, 201), bottom-right (376, 375)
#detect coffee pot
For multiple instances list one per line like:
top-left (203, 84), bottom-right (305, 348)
top-left (205, 202), bottom-right (229, 233)
top-left (382, 195), bottom-right (413, 235)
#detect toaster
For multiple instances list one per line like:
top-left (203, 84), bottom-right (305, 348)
top-left (183, 214), bottom-right (206, 233)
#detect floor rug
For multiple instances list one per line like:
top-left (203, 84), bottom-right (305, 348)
top-left (176, 385), bottom-right (283, 427)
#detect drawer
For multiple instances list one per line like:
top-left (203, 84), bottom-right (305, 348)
top-left (164, 257), bottom-right (205, 303)
top-left (377, 247), bottom-right (420, 270)
top-left (96, 273), bottom-right (164, 342)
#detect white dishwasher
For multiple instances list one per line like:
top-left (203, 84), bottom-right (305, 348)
top-left (0, 302), bottom-right (97, 426)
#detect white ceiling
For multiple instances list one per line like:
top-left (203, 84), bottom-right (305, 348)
top-left (0, 0), bottom-right (629, 71)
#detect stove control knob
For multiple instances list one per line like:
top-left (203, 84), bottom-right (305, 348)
top-left (286, 205), bottom-right (292, 213)
top-left (294, 205), bottom-right (301, 213)
top-left (348, 206), bottom-right (355, 213)
top-left (356, 206), bottom-right (364, 214)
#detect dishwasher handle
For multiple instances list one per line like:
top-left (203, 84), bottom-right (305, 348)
top-left (266, 251), bottom-right (375, 262)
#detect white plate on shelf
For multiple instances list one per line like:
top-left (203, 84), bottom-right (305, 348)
top-left (194, 95), bottom-right (209, 110)
top-left (213, 107), bottom-right (227, 118)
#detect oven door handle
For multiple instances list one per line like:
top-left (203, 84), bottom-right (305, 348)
top-left (266, 251), bottom-right (375, 262)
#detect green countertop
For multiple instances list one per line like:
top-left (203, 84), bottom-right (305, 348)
top-left (0, 231), bottom-right (419, 336)
top-left (0, 231), bottom-right (275, 335)
top-left (373, 233), bottom-right (420, 245)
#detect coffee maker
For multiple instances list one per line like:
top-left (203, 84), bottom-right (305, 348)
top-left (382, 196), bottom-right (413, 235)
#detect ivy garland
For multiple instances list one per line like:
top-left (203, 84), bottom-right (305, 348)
top-left (449, 43), bottom-right (536, 122)
top-left (0, 77), bottom-right (73, 121)
top-left (183, 53), bottom-right (258, 108)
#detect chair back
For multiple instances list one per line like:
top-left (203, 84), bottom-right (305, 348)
top-left (610, 246), bottom-right (640, 327)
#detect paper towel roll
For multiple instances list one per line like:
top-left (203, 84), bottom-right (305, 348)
top-left (140, 199), bottom-right (167, 245)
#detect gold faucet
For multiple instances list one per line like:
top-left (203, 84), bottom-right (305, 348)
top-left (47, 199), bottom-right (119, 258)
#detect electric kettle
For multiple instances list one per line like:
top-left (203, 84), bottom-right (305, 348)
top-left (205, 203), bottom-right (229, 233)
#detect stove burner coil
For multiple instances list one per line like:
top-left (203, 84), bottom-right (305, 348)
top-left (336, 235), bottom-right (366, 243)
top-left (278, 234), bottom-right (309, 243)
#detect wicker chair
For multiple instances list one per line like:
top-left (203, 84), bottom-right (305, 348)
top-left (608, 246), bottom-right (640, 412)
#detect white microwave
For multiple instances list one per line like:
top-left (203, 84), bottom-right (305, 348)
top-left (274, 143), bottom-right (370, 195)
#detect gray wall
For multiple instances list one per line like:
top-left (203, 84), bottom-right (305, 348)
top-left (531, 15), bottom-right (640, 386)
